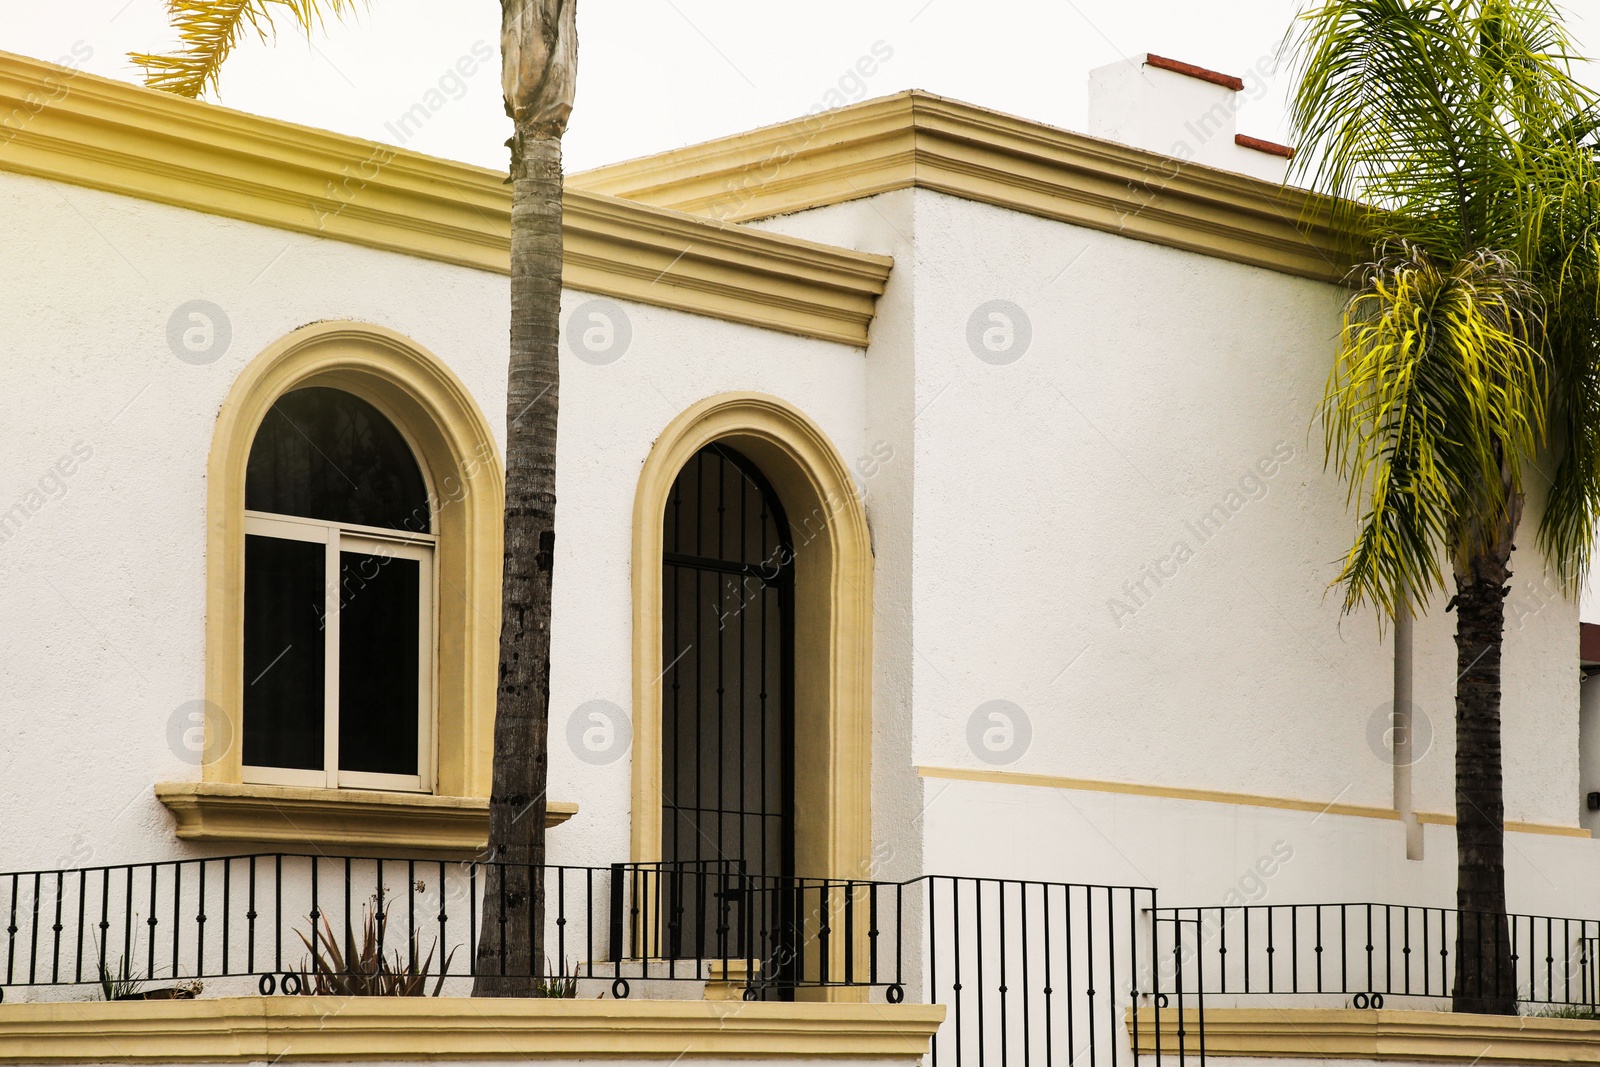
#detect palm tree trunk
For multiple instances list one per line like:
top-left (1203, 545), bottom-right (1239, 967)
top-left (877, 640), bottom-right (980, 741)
top-left (1451, 533), bottom-right (1517, 1015)
top-left (473, 123), bottom-right (564, 997)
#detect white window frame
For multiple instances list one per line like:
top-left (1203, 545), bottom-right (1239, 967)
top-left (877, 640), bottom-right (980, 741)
top-left (241, 509), bottom-right (437, 793)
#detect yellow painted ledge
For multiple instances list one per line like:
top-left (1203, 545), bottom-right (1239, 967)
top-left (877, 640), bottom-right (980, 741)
top-left (155, 782), bottom-right (577, 854)
top-left (0, 51), bottom-right (891, 347)
top-left (918, 766), bottom-right (1592, 839)
top-left (574, 90), bottom-right (1360, 284)
top-left (1132, 1007), bottom-right (1600, 1063)
top-left (0, 997), bottom-right (945, 1062)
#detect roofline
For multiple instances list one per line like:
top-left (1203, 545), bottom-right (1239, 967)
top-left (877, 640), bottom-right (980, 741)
top-left (1235, 132), bottom-right (1296, 159)
top-left (573, 90), bottom-right (1356, 284)
top-left (1143, 54), bottom-right (1245, 92)
top-left (0, 50), bottom-right (890, 347)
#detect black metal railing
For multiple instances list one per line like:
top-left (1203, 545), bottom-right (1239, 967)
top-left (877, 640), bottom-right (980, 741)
top-left (0, 854), bottom-right (912, 1002)
top-left (1149, 903), bottom-right (1600, 1064)
top-left (17, 854), bottom-right (1598, 1067)
top-left (1155, 902), bottom-right (1600, 1005)
top-left (920, 877), bottom-right (1156, 1067)
top-left (0, 854), bottom-right (1155, 1067)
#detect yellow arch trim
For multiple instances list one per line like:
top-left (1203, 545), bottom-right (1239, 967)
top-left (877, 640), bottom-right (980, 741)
top-left (201, 321), bottom-right (503, 800)
top-left (631, 393), bottom-right (874, 884)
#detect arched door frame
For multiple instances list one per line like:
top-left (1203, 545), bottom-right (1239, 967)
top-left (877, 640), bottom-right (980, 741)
top-left (632, 393), bottom-right (873, 884)
top-left (205, 321), bottom-right (504, 797)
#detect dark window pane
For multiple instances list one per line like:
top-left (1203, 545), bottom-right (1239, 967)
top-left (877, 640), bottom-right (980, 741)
top-left (338, 551), bottom-right (420, 777)
top-left (243, 535), bottom-right (326, 771)
top-left (246, 387), bottom-right (430, 532)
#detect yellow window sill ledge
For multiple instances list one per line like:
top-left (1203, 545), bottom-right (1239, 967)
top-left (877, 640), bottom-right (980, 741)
top-left (0, 996), bottom-right (944, 1062)
top-left (154, 782), bottom-right (577, 854)
top-left (1133, 1007), bottom-right (1600, 1062)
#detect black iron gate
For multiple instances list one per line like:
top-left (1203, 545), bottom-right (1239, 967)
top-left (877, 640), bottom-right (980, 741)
top-left (660, 443), bottom-right (795, 986)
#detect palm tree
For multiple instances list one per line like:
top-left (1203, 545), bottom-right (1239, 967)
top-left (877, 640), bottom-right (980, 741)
top-left (1286, 0), bottom-right (1600, 1015)
top-left (135, 0), bottom-right (577, 997)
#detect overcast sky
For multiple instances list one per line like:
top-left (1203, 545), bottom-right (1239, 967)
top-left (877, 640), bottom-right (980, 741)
top-left (7, 1), bottom-right (1600, 175)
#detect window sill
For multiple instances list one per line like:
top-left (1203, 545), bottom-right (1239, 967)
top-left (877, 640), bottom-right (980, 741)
top-left (154, 782), bottom-right (577, 854)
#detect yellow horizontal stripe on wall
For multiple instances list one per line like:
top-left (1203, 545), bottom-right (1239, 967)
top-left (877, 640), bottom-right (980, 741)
top-left (917, 765), bottom-right (1591, 838)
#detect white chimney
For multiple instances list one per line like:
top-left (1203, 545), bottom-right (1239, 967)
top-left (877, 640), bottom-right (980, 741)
top-left (1087, 53), bottom-right (1292, 184)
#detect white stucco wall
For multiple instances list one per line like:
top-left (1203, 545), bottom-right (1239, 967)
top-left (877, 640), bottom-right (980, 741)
top-left (0, 167), bottom-right (503, 873)
top-left (539, 283), bottom-right (870, 871)
top-left (2, 144), bottom-right (1593, 942)
top-left (755, 186), bottom-right (1592, 916)
top-left (0, 167), bottom-right (871, 877)
top-left (1580, 676), bottom-right (1600, 834)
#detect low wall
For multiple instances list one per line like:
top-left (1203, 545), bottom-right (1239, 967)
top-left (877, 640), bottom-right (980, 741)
top-left (0, 996), bottom-right (945, 1065)
top-left (1133, 1007), bottom-right (1600, 1064)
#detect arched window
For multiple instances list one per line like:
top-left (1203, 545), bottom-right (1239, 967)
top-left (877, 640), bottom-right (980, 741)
top-left (242, 387), bottom-right (435, 793)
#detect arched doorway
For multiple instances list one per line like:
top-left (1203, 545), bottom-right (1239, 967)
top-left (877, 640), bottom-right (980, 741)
top-left (632, 393), bottom-right (875, 994)
top-left (660, 443), bottom-right (795, 961)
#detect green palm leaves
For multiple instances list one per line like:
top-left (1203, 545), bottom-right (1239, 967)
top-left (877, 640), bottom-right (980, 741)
top-left (1288, 0), bottom-right (1600, 616)
top-left (1290, 0), bottom-right (1595, 250)
top-left (1324, 245), bottom-right (1544, 615)
top-left (132, 0), bottom-right (363, 99)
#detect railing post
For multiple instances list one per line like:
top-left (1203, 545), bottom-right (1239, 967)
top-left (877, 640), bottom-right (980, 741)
top-left (1172, 911), bottom-right (1186, 1067)
top-left (609, 863), bottom-right (625, 965)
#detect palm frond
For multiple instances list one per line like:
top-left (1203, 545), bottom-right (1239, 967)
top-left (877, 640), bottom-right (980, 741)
top-left (1286, 0), bottom-right (1596, 254)
top-left (131, 0), bottom-right (363, 99)
top-left (1532, 158), bottom-right (1600, 588)
top-left (1323, 243), bottom-right (1545, 617)
top-left (1287, 0), bottom-right (1600, 618)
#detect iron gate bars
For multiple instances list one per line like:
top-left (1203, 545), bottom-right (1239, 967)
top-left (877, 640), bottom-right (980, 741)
top-left (660, 444), bottom-right (798, 993)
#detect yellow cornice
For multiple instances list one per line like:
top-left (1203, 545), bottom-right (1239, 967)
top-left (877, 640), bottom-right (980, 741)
top-left (154, 782), bottom-right (577, 854)
top-left (1132, 1008), bottom-right (1600, 1062)
top-left (0, 51), bottom-right (890, 347)
top-left (0, 997), bottom-right (946, 1062)
top-left (918, 766), bottom-right (1591, 838)
top-left (574, 90), bottom-right (1358, 283)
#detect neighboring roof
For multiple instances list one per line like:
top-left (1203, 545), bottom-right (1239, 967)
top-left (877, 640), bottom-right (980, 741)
top-left (1582, 622), bottom-right (1600, 666)
top-left (573, 90), bottom-right (1353, 284)
top-left (0, 51), bottom-right (890, 346)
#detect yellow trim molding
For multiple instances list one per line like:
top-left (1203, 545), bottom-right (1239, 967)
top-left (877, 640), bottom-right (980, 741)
top-left (0, 50), bottom-right (891, 346)
top-left (204, 322), bottom-right (506, 813)
top-left (154, 782), bottom-right (577, 853)
top-left (1133, 1007), bottom-right (1600, 1063)
top-left (574, 90), bottom-right (1357, 283)
top-left (919, 766), bottom-right (1591, 838)
top-left (632, 394), bottom-right (875, 884)
top-left (0, 997), bottom-right (946, 1062)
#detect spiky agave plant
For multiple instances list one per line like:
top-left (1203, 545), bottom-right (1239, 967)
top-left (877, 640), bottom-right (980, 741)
top-left (1286, 0), bottom-right (1600, 1015)
top-left (296, 900), bottom-right (456, 997)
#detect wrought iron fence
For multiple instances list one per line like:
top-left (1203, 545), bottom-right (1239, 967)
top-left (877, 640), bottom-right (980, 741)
top-left (919, 877), bottom-right (1156, 1067)
top-left (0, 854), bottom-right (1156, 1067)
top-left (13, 853), bottom-right (1598, 1067)
top-left (1149, 903), bottom-right (1600, 1064)
top-left (0, 854), bottom-right (912, 1001)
